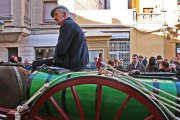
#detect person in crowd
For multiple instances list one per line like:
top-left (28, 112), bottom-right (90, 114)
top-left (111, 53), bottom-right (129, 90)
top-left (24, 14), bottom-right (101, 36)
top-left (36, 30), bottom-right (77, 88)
top-left (138, 55), bottom-right (143, 64)
top-left (31, 5), bottom-right (89, 72)
top-left (124, 54), bottom-right (145, 72)
top-left (156, 55), bottom-right (163, 68)
top-left (18, 56), bottom-right (22, 63)
top-left (23, 59), bottom-right (32, 71)
top-left (90, 58), bottom-right (97, 70)
top-left (142, 56), bottom-right (148, 67)
top-left (164, 58), bottom-right (169, 63)
top-left (96, 58), bottom-right (103, 70)
top-left (168, 60), bottom-right (180, 73)
top-left (177, 54), bottom-right (180, 62)
top-left (98, 53), bottom-right (103, 61)
top-left (172, 57), bottom-right (178, 62)
top-left (114, 59), bottom-right (119, 68)
top-left (115, 59), bottom-right (124, 70)
top-left (138, 55), bottom-right (147, 66)
top-left (108, 59), bottom-right (115, 67)
top-left (158, 60), bottom-right (171, 72)
top-left (10, 54), bottom-right (19, 63)
top-left (146, 56), bottom-right (158, 72)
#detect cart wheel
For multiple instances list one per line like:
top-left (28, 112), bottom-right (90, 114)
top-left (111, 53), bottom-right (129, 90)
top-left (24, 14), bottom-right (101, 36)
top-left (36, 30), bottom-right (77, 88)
top-left (28, 76), bottom-right (167, 120)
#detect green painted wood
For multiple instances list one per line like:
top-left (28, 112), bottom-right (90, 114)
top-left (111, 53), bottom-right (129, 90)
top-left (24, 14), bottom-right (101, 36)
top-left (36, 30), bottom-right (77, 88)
top-left (28, 70), bottom-right (178, 120)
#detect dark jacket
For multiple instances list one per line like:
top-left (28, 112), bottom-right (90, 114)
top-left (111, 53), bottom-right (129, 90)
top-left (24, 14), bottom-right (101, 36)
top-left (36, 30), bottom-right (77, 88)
top-left (142, 59), bottom-right (148, 67)
top-left (146, 65), bottom-right (158, 72)
top-left (54, 17), bottom-right (89, 71)
top-left (124, 62), bottom-right (146, 72)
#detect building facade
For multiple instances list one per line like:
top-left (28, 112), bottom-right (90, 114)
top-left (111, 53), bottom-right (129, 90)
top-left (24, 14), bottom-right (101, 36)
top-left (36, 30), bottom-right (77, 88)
top-left (0, 0), bottom-right (180, 65)
top-left (58, 0), bottom-right (110, 11)
top-left (0, 0), bottom-right (110, 63)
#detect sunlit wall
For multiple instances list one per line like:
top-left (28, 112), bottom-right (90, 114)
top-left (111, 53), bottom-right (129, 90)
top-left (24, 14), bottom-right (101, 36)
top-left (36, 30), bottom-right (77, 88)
top-left (110, 0), bottom-right (128, 11)
top-left (58, 0), bottom-right (102, 13)
top-left (139, 0), bottom-right (178, 25)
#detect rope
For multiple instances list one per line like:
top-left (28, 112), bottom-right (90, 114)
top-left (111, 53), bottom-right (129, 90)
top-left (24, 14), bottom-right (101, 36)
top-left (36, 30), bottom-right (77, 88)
top-left (150, 94), bottom-right (179, 120)
top-left (18, 71), bottom-right (89, 112)
top-left (100, 63), bottom-right (180, 101)
top-left (15, 106), bottom-right (21, 120)
top-left (100, 68), bottom-right (179, 119)
top-left (98, 62), bottom-right (180, 120)
top-left (15, 64), bottom-right (180, 120)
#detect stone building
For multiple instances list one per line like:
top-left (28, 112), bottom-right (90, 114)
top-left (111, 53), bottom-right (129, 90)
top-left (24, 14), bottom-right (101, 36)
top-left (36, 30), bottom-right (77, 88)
top-left (0, 0), bottom-right (180, 66)
top-left (0, 0), bottom-right (111, 63)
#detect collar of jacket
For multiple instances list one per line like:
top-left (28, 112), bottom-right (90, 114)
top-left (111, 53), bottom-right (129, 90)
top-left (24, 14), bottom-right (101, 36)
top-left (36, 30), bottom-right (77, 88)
top-left (59, 17), bottom-right (73, 29)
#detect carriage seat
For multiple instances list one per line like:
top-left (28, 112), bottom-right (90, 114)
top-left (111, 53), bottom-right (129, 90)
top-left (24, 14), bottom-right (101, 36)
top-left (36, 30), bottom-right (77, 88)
top-left (37, 64), bottom-right (70, 74)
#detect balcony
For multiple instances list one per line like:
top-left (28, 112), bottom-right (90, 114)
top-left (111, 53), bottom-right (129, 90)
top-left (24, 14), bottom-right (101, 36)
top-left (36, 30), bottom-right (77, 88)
top-left (137, 13), bottom-right (163, 23)
top-left (135, 13), bottom-right (165, 30)
top-left (0, 15), bottom-right (31, 42)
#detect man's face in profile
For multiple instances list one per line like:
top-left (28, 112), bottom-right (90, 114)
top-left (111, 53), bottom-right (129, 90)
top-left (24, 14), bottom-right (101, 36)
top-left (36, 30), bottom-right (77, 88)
top-left (53, 10), bottom-right (66, 26)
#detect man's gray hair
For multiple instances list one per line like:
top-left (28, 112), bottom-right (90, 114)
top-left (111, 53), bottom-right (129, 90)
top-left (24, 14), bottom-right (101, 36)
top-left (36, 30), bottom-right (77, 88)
top-left (50, 5), bottom-right (69, 18)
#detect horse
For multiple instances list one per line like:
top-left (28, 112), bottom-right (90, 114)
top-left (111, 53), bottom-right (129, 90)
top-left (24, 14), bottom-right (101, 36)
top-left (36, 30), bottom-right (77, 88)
top-left (0, 65), bottom-right (29, 109)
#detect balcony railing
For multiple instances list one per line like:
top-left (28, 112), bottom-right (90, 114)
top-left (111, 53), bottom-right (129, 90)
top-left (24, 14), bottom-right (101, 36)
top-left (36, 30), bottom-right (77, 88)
top-left (24, 16), bottom-right (31, 23)
top-left (136, 13), bottom-right (163, 23)
top-left (0, 15), bottom-right (12, 21)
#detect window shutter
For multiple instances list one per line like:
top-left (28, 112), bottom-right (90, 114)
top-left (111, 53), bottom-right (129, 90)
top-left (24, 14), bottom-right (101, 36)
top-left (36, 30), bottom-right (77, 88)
top-left (0, 0), bottom-right (11, 16)
top-left (43, 1), bottom-right (57, 23)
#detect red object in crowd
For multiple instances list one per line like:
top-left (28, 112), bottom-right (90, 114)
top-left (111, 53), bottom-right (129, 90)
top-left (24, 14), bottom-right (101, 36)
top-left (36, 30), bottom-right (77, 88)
top-left (96, 58), bottom-right (102, 71)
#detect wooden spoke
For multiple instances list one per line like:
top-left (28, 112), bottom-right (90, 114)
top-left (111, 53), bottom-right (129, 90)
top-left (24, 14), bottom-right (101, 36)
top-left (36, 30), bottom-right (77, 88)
top-left (49, 97), bottom-right (70, 120)
top-left (71, 86), bottom-right (86, 120)
top-left (28, 76), bottom-right (166, 120)
top-left (96, 84), bottom-right (102, 120)
top-left (113, 95), bottom-right (131, 120)
top-left (143, 114), bottom-right (154, 120)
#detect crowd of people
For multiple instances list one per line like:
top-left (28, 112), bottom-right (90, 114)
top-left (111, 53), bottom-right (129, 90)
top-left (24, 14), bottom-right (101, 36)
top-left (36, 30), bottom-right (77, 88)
top-left (3, 5), bottom-right (180, 75)
top-left (0, 4), bottom-right (89, 73)
top-left (0, 5), bottom-right (89, 74)
top-left (1, 5), bottom-right (180, 75)
top-left (106, 54), bottom-right (180, 73)
top-left (0, 54), bottom-right (32, 71)
top-left (1, 53), bottom-right (180, 74)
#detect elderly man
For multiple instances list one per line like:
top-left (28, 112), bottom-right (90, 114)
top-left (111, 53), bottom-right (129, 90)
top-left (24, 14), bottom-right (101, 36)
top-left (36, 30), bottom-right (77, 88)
top-left (31, 5), bottom-right (89, 72)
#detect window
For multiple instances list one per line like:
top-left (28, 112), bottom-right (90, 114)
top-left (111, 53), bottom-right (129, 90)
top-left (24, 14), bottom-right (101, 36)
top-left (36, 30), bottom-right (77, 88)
top-left (43, 1), bottom-right (57, 23)
top-left (35, 47), bottom-right (55, 60)
top-left (87, 49), bottom-right (103, 69)
top-left (8, 47), bottom-right (18, 62)
top-left (88, 49), bottom-right (103, 63)
top-left (25, 0), bottom-right (31, 22)
top-left (143, 8), bottom-right (153, 13)
top-left (176, 43), bottom-right (180, 57)
top-left (0, 0), bottom-right (11, 16)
